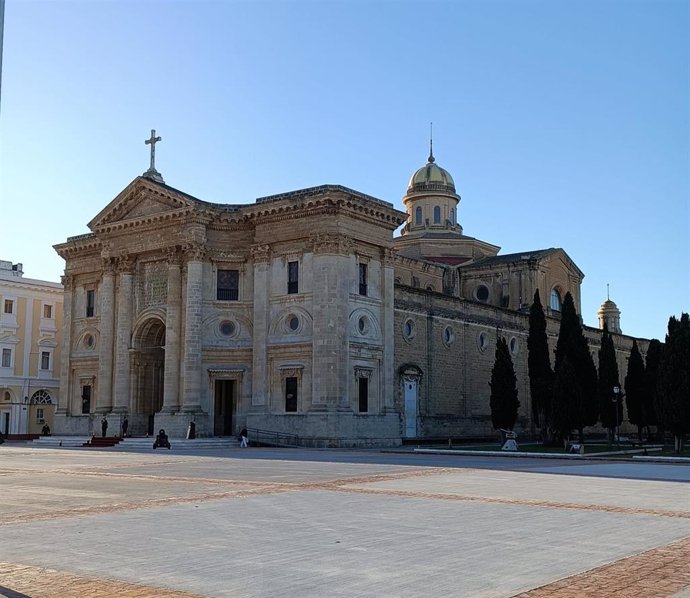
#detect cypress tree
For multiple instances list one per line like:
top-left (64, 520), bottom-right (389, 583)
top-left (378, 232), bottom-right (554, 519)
top-left (527, 289), bottom-right (554, 438)
top-left (624, 340), bottom-right (646, 441)
top-left (656, 313), bottom-right (690, 452)
top-left (597, 324), bottom-right (621, 443)
top-left (645, 338), bottom-right (662, 437)
top-left (489, 337), bottom-right (520, 431)
top-left (554, 292), bottom-right (598, 440)
top-left (552, 356), bottom-right (580, 445)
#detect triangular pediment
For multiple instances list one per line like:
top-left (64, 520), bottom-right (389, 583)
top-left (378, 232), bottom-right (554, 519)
top-left (88, 177), bottom-right (199, 230)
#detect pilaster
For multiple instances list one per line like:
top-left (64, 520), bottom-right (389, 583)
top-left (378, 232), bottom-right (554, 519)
top-left (381, 248), bottom-right (396, 412)
top-left (181, 244), bottom-right (204, 412)
top-left (56, 274), bottom-right (73, 415)
top-left (96, 258), bottom-right (116, 413)
top-left (163, 249), bottom-right (182, 412)
top-left (113, 255), bottom-right (134, 413)
top-left (251, 244), bottom-right (270, 408)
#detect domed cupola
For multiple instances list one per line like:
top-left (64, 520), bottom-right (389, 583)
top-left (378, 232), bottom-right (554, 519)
top-left (598, 288), bottom-right (622, 334)
top-left (401, 135), bottom-right (462, 236)
top-left (407, 152), bottom-right (457, 195)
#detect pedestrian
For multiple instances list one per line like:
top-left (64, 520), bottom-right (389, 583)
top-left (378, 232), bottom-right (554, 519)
top-left (239, 428), bottom-right (249, 448)
top-left (41, 423), bottom-right (51, 436)
top-left (122, 417), bottom-right (129, 438)
top-left (101, 416), bottom-right (108, 438)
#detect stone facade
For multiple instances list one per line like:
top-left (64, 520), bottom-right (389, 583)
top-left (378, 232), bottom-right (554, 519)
top-left (53, 153), bottom-right (647, 445)
top-left (0, 260), bottom-right (63, 436)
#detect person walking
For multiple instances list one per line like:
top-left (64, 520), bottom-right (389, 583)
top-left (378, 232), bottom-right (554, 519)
top-left (239, 428), bottom-right (249, 448)
top-left (121, 417), bottom-right (129, 438)
top-left (101, 416), bottom-right (108, 438)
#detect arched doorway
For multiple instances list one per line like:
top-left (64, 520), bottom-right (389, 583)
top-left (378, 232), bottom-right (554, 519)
top-left (399, 364), bottom-right (423, 439)
top-left (132, 318), bottom-right (165, 436)
top-left (29, 389), bottom-right (54, 436)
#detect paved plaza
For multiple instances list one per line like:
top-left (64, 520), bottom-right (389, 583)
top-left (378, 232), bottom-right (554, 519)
top-left (0, 445), bottom-right (689, 597)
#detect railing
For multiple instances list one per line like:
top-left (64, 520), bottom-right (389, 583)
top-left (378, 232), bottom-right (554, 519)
top-left (246, 427), bottom-right (301, 448)
top-left (245, 427), bottom-right (400, 449)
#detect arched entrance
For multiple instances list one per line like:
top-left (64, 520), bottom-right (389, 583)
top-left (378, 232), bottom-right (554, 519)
top-left (132, 317), bottom-right (165, 436)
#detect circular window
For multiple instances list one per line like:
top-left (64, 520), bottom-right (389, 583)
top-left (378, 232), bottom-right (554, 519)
top-left (443, 326), bottom-right (454, 346)
top-left (219, 321), bottom-right (235, 336)
top-left (288, 315), bottom-right (300, 332)
top-left (476, 285), bottom-right (489, 302)
top-left (477, 332), bottom-right (489, 353)
top-left (84, 334), bottom-right (95, 349)
top-left (509, 336), bottom-right (518, 356)
top-left (358, 316), bottom-right (368, 334)
top-left (403, 318), bottom-right (416, 341)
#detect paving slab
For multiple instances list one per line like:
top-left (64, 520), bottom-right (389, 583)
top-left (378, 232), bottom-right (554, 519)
top-left (1, 445), bottom-right (689, 597)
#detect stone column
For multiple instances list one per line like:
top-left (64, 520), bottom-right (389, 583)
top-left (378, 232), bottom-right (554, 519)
top-left (96, 258), bottom-right (116, 413)
top-left (181, 245), bottom-right (204, 412)
top-left (381, 248), bottom-right (396, 412)
top-left (113, 256), bottom-right (134, 413)
top-left (251, 244), bottom-right (271, 408)
top-left (56, 274), bottom-right (74, 415)
top-left (162, 250), bottom-right (182, 412)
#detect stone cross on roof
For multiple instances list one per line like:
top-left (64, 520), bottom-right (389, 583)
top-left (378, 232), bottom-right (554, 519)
top-left (142, 129), bottom-right (165, 184)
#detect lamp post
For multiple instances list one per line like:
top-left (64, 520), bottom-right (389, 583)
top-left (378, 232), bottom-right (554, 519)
top-left (612, 386), bottom-right (620, 447)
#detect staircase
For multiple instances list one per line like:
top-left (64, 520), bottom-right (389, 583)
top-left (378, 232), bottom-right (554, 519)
top-left (30, 435), bottom-right (240, 450)
top-left (84, 436), bottom-right (122, 448)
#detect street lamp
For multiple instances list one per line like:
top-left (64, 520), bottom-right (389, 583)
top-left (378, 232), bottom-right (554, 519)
top-left (612, 386), bottom-right (620, 447)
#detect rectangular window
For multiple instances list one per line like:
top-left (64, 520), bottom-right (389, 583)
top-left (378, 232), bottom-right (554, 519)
top-left (86, 290), bottom-right (95, 317)
top-left (41, 351), bottom-right (50, 370)
top-left (287, 261), bottom-right (299, 295)
top-left (359, 263), bottom-right (368, 296)
top-left (358, 377), bottom-right (369, 413)
top-left (81, 385), bottom-right (91, 414)
top-left (217, 269), bottom-right (239, 301)
top-left (285, 377), bottom-right (298, 413)
top-left (1, 349), bottom-right (11, 368)
top-left (4, 299), bottom-right (13, 314)
top-left (36, 408), bottom-right (44, 422)
top-left (43, 304), bottom-right (53, 319)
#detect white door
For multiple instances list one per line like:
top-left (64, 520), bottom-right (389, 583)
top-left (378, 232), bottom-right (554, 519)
top-left (404, 380), bottom-right (417, 438)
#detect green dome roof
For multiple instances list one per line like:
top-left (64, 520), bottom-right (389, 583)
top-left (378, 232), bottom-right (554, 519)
top-left (407, 155), bottom-right (456, 195)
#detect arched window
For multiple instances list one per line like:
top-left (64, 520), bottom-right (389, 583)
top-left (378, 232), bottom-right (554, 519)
top-left (433, 206), bottom-right (441, 224)
top-left (31, 389), bottom-right (52, 404)
top-left (415, 206), bottom-right (422, 225)
top-left (550, 289), bottom-right (562, 312)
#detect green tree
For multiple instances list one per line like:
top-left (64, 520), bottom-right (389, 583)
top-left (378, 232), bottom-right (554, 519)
top-left (552, 356), bottom-right (580, 445)
top-left (624, 340), bottom-right (646, 441)
top-left (527, 289), bottom-right (554, 441)
top-left (554, 292), bottom-right (598, 441)
top-left (598, 324), bottom-right (622, 444)
top-left (645, 338), bottom-right (662, 438)
top-left (656, 313), bottom-right (690, 453)
top-left (489, 337), bottom-right (520, 431)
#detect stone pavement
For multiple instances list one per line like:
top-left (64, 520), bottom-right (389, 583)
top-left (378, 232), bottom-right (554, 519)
top-left (0, 445), bottom-right (688, 597)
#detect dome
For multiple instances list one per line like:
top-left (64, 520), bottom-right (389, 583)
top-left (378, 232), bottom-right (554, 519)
top-left (407, 156), bottom-right (456, 195)
top-left (599, 299), bottom-right (619, 311)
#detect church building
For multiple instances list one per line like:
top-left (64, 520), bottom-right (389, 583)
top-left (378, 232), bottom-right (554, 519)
top-left (53, 134), bottom-right (643, 444)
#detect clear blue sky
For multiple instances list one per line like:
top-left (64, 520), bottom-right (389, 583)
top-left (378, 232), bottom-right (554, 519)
top-left (1, 0), bottom-right (688, 341)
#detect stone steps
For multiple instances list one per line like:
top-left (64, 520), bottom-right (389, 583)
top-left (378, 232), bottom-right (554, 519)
top-left (31, 436), bottom-right (240, 450)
